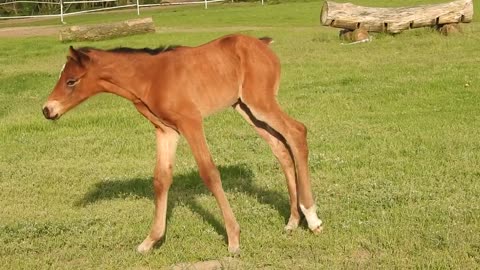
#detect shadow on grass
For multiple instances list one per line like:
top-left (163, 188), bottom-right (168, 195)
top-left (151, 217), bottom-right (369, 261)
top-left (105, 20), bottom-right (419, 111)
top-left (75, 164), bottom-right (290, 242)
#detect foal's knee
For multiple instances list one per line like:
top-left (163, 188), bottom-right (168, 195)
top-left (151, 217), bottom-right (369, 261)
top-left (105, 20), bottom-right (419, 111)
top-left (153, 166), bottom-right (173, 193)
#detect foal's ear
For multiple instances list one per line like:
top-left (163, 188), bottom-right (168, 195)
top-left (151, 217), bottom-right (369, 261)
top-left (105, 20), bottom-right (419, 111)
top-left (68, 46), bottom-right (90, 67)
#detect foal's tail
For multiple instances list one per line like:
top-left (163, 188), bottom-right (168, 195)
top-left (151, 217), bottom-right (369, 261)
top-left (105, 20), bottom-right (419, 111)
top-left (259, 37), bottom-right (274, 45)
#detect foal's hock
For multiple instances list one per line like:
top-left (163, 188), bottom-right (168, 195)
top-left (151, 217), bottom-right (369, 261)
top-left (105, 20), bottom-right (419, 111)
top-left (42, 34), bottom-right (323, 253)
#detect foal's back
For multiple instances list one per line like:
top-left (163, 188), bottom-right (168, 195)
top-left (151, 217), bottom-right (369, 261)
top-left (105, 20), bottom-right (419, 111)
top-left (147, 34), bottom-right (280, 118)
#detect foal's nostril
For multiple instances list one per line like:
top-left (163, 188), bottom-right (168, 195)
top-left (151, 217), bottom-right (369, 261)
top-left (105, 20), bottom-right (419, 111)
top-left (42, 106), bottom-right (50, 119)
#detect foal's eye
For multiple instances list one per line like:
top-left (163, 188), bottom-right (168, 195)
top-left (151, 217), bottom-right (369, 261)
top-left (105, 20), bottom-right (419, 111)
top-left (66, 79), bottom-right (78, 87)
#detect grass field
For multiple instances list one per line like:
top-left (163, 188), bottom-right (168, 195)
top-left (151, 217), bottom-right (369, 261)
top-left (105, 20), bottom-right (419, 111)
top-left (1, 0), bottom-right (480, 268)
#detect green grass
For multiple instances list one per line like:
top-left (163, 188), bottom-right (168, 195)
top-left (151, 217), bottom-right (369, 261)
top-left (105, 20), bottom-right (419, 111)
top-left (1, 1), bottom-right (480, 269)
top-left (2, 0), bottom-right (478, 28)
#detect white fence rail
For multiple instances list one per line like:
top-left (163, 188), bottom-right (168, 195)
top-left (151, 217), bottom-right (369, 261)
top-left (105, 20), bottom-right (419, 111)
top-left (0, 0), bottom-right (261, 23)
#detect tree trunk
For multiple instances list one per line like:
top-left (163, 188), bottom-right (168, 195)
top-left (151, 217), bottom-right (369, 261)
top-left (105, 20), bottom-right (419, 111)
top-left (59, 17), bottom-right (156, 42)
top-left (13, 1), bottom-right (18, 15)
top-left (320, 0), bottom-right (474, 33)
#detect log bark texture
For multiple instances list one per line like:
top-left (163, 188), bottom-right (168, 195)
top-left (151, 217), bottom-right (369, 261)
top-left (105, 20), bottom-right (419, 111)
top-left (320, 0), bottom-right (474, 33)
top-left (59, 17), bottom-right (155, 42)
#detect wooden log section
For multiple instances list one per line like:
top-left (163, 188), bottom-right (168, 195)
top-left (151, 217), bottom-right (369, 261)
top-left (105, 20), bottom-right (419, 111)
top-left (320, 0), bottom-right (473, 34)
top-left (59, 17), bottom-right (156, 42)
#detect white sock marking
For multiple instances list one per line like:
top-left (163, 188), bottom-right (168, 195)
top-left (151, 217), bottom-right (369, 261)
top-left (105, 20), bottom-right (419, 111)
top-left (300, 204), bottom-right (322, 231)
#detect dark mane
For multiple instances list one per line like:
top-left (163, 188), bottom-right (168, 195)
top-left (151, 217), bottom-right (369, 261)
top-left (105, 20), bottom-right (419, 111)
top-left (78, 45), bottom-right (180, 55)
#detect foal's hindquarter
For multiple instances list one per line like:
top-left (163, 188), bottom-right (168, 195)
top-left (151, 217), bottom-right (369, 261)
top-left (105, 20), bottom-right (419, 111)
top-left (44, 34), bottom-right (322, 254)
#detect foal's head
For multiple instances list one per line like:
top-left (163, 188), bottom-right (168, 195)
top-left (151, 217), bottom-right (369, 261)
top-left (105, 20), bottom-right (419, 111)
top-left (42, 47), bottom-right (101, 120)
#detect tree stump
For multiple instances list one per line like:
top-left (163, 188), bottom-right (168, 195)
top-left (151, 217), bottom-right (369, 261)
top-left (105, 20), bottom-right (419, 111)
top-left (437, 23), bottom-right (463, 35)
top-left (59, 17), bottom-right (156, 42)
top-left (320, 0), bottom-right (473, 33)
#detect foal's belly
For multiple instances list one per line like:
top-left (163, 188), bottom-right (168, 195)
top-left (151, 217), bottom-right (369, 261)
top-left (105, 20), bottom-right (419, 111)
top-left (193, 85), bottom-right (239, 117)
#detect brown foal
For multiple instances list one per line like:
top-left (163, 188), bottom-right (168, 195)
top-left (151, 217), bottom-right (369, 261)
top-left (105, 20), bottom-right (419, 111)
top-left (42, 34), bottom-right (322, 253)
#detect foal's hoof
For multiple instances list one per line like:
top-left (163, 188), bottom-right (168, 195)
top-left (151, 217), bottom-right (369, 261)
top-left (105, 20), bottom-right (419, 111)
top-left (228, 245), bottom-right (241, 257)
top-left (137, 238), bottom-right (155, 254)
top-left (284, 220), bottom-right (299, 233)
top-left (300, 204), bottom-right (323, 235)
top-left (307, 219), bottom-right (323, 235)
top-left (311, 224), bottom-right (324, 235)
top-left (284, 224), bottom-right (297, 233)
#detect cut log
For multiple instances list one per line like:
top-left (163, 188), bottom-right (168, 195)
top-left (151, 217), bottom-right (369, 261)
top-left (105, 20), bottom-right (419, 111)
top-left (320, 0), bottom-right (474, 34)
top-left (59, 17), bottom-right (156, 42)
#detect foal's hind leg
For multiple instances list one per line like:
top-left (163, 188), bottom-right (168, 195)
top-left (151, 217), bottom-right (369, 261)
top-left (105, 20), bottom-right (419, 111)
top-left (234, 102), bottom-right (300, 231)
top-left (240, 98), bottom-right (322, 233)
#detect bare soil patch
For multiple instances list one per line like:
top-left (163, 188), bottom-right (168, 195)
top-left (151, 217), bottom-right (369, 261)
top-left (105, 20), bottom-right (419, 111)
top-left (0, 25), bottom-right (275, 38)
top-left (0, 25), bottom-right (61, 37)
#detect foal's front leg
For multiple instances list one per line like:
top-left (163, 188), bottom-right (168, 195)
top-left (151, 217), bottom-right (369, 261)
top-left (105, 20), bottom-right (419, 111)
top-left (178, 118), bottom-right (241, 254)
top-left (137, 127), bottom-right (179, 253)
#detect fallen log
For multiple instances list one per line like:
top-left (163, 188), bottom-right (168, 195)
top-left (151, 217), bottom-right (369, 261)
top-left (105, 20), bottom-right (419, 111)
top-left (320, 0), bottom-right (474, 34)
top-left (59, 17), bottom-right (156, 42)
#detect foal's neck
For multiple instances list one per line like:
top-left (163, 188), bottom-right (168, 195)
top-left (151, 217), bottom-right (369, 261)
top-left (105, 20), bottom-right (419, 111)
top-left (96, 52), bottom-right (158, 102)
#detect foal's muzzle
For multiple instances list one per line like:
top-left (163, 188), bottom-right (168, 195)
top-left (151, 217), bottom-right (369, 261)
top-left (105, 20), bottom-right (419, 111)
top-left (42, 106), bottom-right (58, 120)
top-left (42, 101), bottom-right (61, 120)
